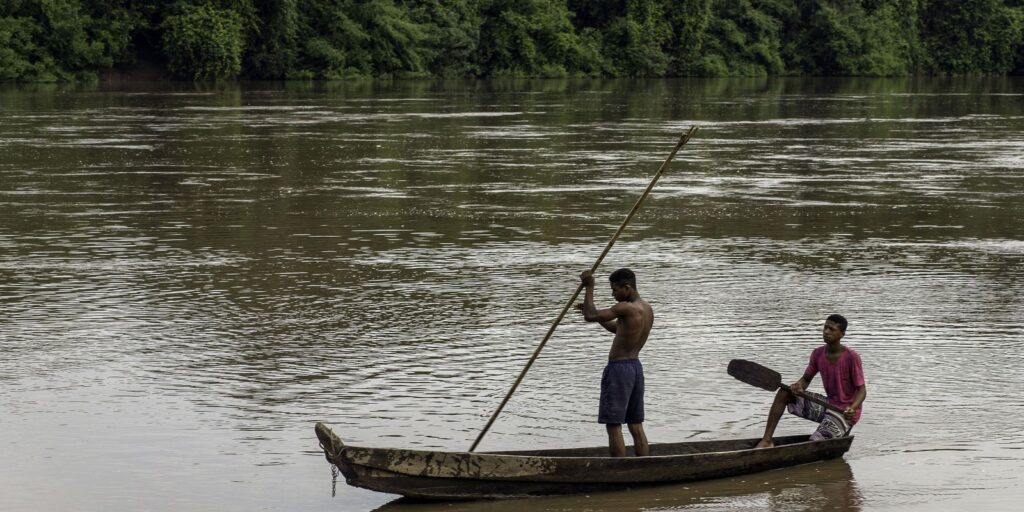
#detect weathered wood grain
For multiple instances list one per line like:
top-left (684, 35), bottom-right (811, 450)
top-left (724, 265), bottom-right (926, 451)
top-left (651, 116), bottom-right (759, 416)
top-left (314, 422), bottom-right (854, 500)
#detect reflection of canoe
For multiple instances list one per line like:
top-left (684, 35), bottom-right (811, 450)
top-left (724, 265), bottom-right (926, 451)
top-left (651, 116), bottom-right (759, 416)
top-left (370, 457), bottom-right (860, 511)
top-left (314, 423), bottom-right (854, 500)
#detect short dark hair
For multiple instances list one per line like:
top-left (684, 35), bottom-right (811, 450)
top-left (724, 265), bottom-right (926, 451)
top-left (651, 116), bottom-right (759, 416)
top-left (826, 314), bottom-right (848, 332)
top-left (609, 268), bottom-right (636, 287)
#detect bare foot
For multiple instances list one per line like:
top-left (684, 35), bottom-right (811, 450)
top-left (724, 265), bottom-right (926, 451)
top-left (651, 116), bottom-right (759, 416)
top-left (754, 439), bottom-right (774, 449)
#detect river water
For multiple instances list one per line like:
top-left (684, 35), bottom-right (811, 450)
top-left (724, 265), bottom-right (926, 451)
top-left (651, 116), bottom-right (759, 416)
top-left (1, 78), bottom-right (1022, 511)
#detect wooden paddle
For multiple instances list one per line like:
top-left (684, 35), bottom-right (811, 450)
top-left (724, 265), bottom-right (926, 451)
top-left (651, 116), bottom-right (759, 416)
top-left (468, 126), bottom-right (700, 452)
top-left (727, 359), bottom-right (846, 414)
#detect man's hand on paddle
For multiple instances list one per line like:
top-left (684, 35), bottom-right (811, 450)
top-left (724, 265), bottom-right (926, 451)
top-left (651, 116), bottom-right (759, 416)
top-left (843, 406), bottom-right (856, 422)
top-left (788, 380), bottom-right (806, 395)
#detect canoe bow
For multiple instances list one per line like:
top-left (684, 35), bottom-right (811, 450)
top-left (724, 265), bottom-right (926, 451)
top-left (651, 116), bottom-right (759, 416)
top-left (315, 422), bottom-right (346, 463)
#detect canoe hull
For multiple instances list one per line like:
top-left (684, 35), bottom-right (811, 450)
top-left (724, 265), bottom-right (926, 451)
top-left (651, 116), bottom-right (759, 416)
top-left (315, 423), bottom-right (853, 500)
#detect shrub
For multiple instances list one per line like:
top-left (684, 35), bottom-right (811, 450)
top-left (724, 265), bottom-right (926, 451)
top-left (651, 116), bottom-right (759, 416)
top-left (162, 3), bottom-right (244, 80)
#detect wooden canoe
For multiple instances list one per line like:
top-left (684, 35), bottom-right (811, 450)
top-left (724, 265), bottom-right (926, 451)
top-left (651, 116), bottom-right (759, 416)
top-left (314, 422), bottom-right (854, 500)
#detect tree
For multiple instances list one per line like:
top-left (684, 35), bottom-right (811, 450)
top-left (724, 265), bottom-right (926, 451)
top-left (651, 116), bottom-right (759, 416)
top-left (0, 0), bottom-right (140, 81)
top-left (247, 0), bottom-right (298, 77)
top-left (405, 0), bottom-right (482, 76)
top-left (477, 0), bottom-right (599, 76)
top-left (695, 0), bottom-right (788, 76)
top-left (599, 0), bottom-right (674, 76)
top-left (784, 0), bottom-right (916, 76)
top-left (919, 0), bottom-right (1024, 73)
top-left (162, 2), bottom-right (245, 80)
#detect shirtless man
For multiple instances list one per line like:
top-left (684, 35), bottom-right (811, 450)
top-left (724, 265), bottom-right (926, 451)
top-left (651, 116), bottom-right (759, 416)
top-left (577, 268), bottom-right (654, 457)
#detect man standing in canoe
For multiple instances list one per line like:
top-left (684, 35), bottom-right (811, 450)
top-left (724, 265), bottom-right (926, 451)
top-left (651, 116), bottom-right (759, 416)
top-left (577, 268), bottom-right (653, 457)
top-left (755, 314), bottom-right (867, 448)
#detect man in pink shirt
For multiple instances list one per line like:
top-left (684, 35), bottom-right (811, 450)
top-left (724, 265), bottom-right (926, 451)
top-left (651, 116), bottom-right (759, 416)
top-left (755, 314), bottom-right (867, 448)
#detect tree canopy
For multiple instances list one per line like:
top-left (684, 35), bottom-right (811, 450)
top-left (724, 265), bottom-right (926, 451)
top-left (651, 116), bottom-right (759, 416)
top-left (1, 0), bottom-right (1022, 81)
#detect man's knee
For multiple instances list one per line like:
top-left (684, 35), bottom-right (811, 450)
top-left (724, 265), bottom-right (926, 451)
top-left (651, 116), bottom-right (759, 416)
top-left (776, 388), bottom-right (796, 403)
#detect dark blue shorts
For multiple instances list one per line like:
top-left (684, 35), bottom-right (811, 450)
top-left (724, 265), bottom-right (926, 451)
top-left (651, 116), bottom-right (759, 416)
top-left (598, 359), bottom-right (644, 424)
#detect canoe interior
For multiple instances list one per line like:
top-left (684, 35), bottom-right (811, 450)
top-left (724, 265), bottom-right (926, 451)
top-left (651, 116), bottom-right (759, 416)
top-left (486, 435), bottom-right (810, 457)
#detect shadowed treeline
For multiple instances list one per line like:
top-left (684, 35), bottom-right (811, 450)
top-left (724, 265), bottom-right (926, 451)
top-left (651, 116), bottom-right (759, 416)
top-left (2, 1), bottom-right (1023, 81)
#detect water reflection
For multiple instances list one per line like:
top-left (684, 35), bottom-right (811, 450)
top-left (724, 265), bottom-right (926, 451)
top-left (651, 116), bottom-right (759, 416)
top-left (372, 459), bottom-right (862, 512)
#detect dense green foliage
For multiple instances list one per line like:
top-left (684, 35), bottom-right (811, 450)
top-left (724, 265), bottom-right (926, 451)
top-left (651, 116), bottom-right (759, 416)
top-left (2, 0), bottom-right (1022, 81)
top-left (1, 0), bottom-right (140, 81)
top-left (162, 3), bottom-right (245, 79)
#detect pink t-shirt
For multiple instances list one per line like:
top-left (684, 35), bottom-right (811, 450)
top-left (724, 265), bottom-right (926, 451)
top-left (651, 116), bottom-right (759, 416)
top-left (804, 345), bottom-right (866, 424)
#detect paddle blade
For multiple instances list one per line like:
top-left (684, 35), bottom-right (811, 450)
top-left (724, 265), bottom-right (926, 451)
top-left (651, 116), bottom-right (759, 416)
top-left (727, 359), bottom-right (783, 392)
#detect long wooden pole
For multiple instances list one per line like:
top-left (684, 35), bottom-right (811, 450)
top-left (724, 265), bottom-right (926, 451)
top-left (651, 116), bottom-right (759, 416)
top-left (469, 126), bottom-right (699, 452)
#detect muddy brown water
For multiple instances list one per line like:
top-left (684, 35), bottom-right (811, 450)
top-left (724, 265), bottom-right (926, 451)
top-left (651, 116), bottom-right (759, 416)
top-left (1, 78), bottom-right (1022, 511)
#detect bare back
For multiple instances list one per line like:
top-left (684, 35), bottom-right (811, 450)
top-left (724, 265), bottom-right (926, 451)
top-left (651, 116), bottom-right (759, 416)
top-left (608, 299), bottom-right (653, 361)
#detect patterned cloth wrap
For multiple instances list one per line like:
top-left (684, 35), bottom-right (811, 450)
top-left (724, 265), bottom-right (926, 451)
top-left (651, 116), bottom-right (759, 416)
top-left (787, 390), bottom-right (852, 441)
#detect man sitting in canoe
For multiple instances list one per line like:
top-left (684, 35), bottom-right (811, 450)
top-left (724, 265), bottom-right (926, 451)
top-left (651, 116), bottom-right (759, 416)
top-left (755, 314), bottom-right (867, 448)
top-left (576, 268), bottom-right (653, 457)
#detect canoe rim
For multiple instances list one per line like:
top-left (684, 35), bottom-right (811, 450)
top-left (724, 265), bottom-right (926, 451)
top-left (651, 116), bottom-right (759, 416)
top-left (313, 422), bottom-right (852, 463)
